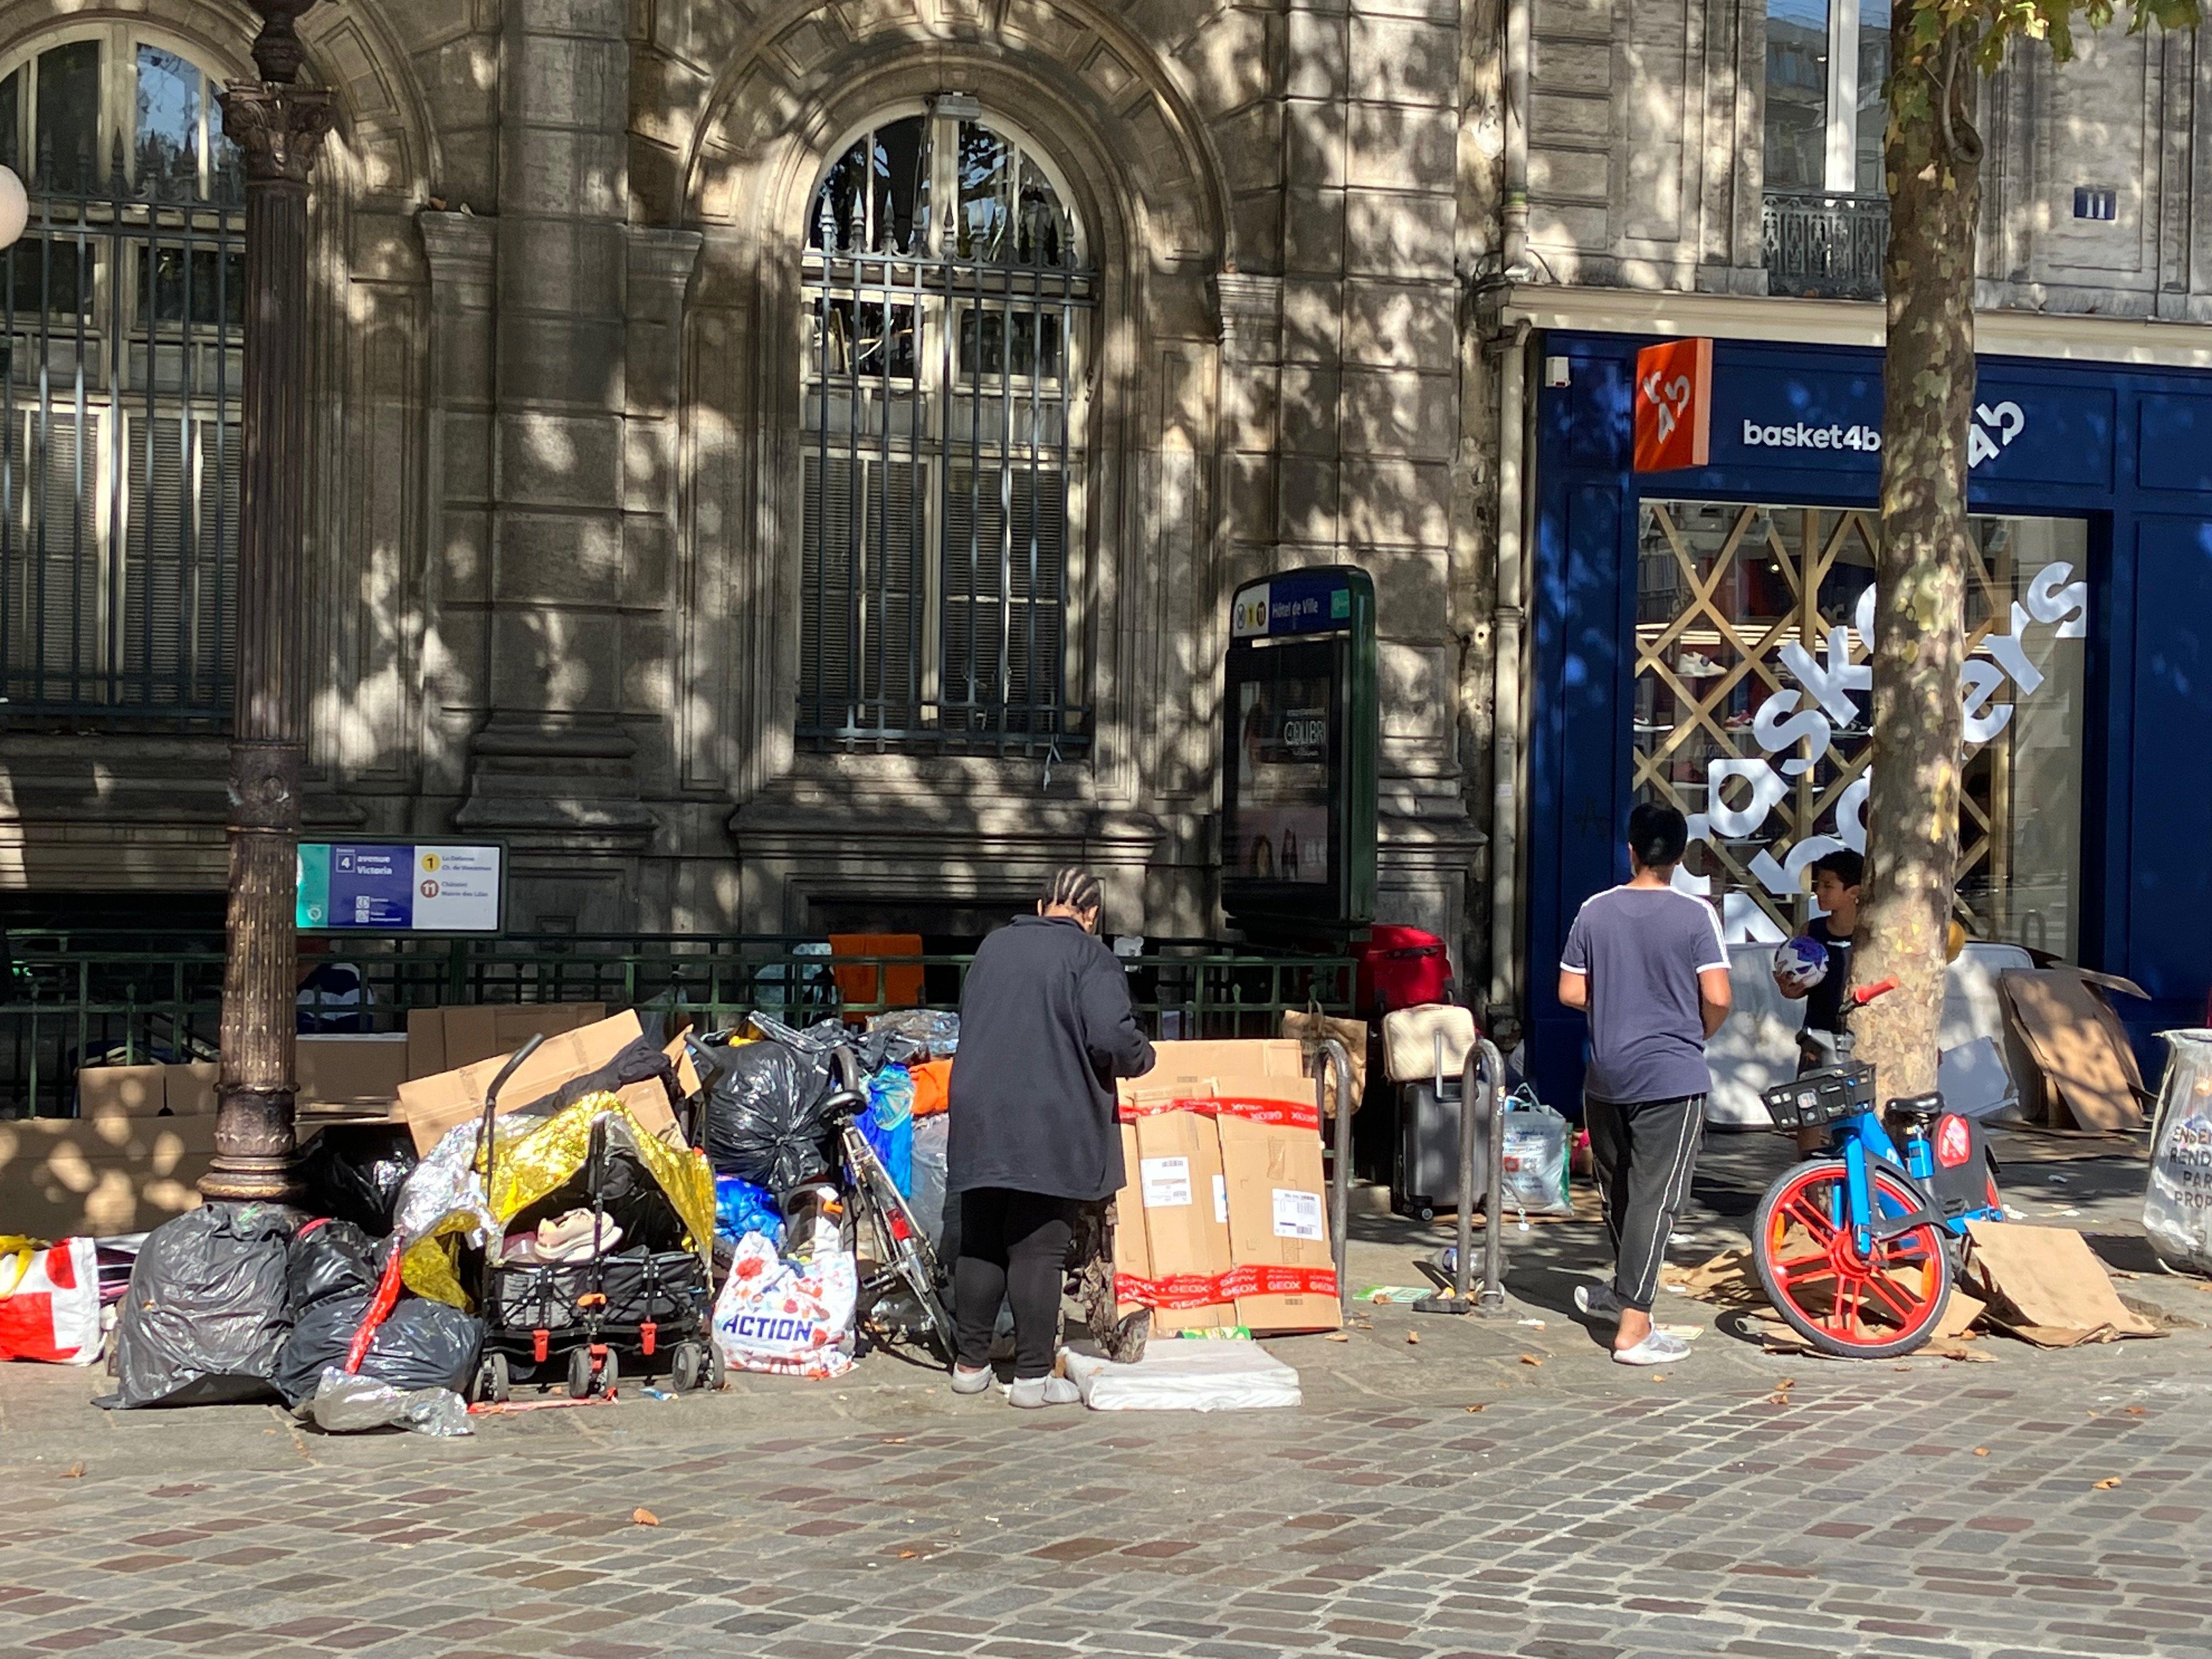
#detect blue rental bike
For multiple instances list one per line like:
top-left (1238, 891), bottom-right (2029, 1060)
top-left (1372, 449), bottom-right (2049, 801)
top-left (1752, 978), bottom-right (2005, 1358)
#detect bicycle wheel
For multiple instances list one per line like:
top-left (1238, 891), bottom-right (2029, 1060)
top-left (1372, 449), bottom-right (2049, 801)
top-left (1752, 1157), bottom-right (1952, 1359)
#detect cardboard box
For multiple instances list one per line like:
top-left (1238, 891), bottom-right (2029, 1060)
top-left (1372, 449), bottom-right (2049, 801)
top-left (1218, 1112), bottom-right (1342, 1334)
top-left (1131, 1039), bottom-right (1305, 1087)
top-left (0, 1111), bottom-right (213, 1237)
top-left (405, 1002), bottom-right (607, 1081)
top-left (396, 1011), bottom-right (679, 1154)
top-left (296, 1033), bottom-right (411, 1112)
top-left (74, 1064), bottom-right (170, 1119)
top-left (163, 1061), bottom-right (218, 1117)
top-left (1130, 1108), bottom-right (1235, 1333)
top-left (2000, 969), bottom-right (2147, 1132)
top-left (1113, 1122), bottom-right (1150, 1322)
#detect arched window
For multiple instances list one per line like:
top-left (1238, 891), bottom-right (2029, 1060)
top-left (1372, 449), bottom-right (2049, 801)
top-left (0, 26), bottom-right (245, 725)
top-left (798, 105), bottom-right (1094, 754)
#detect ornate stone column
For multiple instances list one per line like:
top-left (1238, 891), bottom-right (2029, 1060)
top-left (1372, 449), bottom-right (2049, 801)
top-left (205, 2), bottom-right (334, 1200)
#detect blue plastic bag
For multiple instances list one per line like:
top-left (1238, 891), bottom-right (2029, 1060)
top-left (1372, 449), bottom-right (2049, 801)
top-left (862, 1066), bottom-right (915, 1197)
top-left (714, 1173), bottom-right (785, 1249)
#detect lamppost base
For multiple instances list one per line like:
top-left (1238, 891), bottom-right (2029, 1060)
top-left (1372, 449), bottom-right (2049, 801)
top-left (198, 1158), bottom-right (302, 1204)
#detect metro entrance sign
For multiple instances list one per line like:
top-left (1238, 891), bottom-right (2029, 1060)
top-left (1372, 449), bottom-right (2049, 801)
top-left (296, 840), bottom-right (507, 934)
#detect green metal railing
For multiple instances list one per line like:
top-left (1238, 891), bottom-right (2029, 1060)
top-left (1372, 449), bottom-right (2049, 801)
top-left (0, 932), bottom-right (1357, 1118)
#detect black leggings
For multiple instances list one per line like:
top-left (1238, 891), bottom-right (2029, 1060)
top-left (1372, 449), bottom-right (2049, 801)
top-left (953, 1187), bottom-right (1076, 1380)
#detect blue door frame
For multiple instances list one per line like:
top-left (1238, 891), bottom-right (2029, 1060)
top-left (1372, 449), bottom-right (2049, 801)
top-left (1527, 330), bottom-right (2212, 1107)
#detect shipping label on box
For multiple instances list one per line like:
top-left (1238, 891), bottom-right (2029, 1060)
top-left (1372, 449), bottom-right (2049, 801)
top-left (1130, 1108), bottom-right (1235, 1332)
top-left (1218, 1113), bottom-right (1341, 1333)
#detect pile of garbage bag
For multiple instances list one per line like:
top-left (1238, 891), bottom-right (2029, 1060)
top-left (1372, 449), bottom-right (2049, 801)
top-left (98, 1203), bottom-right (482, 1435)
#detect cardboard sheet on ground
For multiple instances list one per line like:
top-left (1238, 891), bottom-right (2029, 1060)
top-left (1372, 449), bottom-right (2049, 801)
top-left (1999, 970), bottom-right (2146, 1133)
top-left (1962, 1220), bottom-right (2165, 1346)
top-left (1059, 1338), bottom-right (1302, 1410)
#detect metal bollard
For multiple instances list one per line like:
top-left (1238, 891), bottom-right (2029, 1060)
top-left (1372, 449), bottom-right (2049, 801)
top-left (1318, 1036), bottom-right (1356, 1323)
top-left (1418, 1035), bottom-right (1509, 1315)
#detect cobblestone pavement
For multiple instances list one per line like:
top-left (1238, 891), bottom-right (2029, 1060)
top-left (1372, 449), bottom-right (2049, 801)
top-left (4, 1131), bottom-right (2209, 1659)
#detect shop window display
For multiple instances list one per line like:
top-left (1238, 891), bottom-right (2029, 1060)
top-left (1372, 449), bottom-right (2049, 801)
top-left (1633, 500), bottom-right (2086, 953)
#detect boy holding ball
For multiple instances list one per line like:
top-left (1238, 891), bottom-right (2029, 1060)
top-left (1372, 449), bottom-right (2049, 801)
top-left (1775, 848), bottom-right (1863, 1154)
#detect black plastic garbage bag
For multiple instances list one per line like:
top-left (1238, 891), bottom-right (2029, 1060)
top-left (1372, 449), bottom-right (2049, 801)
top-left (295, 1123), bottom-right (418, 1237)
top-left (698, 1039), bottom-right (837, 1195)
top-left (275, 1294), bottom-right (484, 1407)
top-left (286, 1219), bottom-right (379, 1312)
top-left (103, 1202), bottom-right (298, 1409)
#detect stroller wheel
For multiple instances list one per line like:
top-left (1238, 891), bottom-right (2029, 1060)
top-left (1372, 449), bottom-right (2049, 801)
top-left (704, 1344), bottom-right (726, 1391)
top-left (475, 1352), bottom-right (511, 1404)
top-left (567, 1346), bottom-right (594, 1399)
top-left (670, 1342), bottom-right (703, 1393)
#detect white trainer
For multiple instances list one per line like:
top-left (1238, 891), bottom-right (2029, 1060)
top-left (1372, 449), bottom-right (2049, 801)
top-left (1613, 1330), bottom-right (1692, 1367)
top-left (1573, 1282), bottom-right (1624, 1323)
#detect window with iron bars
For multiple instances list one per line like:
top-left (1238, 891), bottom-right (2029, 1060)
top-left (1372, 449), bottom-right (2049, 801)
top-left (799, 108), bottom-right (1093, 756)
top-left (0, 28), bottom-right (244, 728)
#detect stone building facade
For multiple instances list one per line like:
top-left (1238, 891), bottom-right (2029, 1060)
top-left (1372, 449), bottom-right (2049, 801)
top-left (0, 0), bottom-right (2206, 1007)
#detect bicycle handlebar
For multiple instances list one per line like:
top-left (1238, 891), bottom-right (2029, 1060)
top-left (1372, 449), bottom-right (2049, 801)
top-left (1848, 976), bottom-right (1900, 1008)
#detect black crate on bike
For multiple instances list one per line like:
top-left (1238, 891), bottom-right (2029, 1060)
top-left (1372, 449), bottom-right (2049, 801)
top-left (1760, 1062), bottom-right (1875, 1130)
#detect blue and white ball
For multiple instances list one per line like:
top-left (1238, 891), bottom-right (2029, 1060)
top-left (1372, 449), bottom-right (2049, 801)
top-left (1774, 935), bottom-right (1830, 991)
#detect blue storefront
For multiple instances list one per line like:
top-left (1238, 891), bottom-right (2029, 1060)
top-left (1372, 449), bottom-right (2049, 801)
top-left (1527, 330), bottom-right (2212, 1105)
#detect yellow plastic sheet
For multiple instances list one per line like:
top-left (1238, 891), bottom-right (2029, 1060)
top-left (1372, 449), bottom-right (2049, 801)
top-left (400, 1092), bottom-right (716, 1312)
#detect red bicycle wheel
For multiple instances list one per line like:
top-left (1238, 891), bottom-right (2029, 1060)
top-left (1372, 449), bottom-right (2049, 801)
top-left (1752, 1158), bottom-right (1951, 1359)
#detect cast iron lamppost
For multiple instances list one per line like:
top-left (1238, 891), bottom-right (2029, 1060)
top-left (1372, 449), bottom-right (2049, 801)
top-left (202, 1), bottom-right (334, 1200)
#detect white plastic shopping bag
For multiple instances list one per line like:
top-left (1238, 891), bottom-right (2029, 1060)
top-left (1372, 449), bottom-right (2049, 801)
top-left (712, 1231), bottom-right (857, 1380)
top-left (2145, 1031), bottom-right (2212, 1276)
top-left (1499, 1090), bottom-right (1574, 1218)
top-left (0, 1235), bottom-right (102, 1365)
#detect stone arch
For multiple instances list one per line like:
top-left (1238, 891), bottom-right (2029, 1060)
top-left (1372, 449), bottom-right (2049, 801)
top-left (660, 5), bottom-right (1236, 930)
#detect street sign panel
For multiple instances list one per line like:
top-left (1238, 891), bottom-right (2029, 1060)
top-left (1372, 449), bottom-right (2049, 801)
top-left (297, 840), bottom-right (507, 934)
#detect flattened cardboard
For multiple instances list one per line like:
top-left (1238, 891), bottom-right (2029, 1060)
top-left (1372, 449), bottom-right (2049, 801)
top-left (405, 1001), bottom-right (606, 1080)
top-left (396, 1011), bottom-right (676, 1154)
top-left (1131, 1108), bottom-right (1234, 1333)
top-left (1217, 1111), bottom-right (1342, 1334)
top-left (74, 1065), bottom-right (170, 1119)
top-left (0, 1111), bottom-right (213, 1236)
top-left (2000, 970), bottom-right (2146, 1133)
top-left (296, 1033), bottom-right (411, 1111)
top-left (1963, 1220), bottom-right (2163, 1346)
top-left (1280, 1011), bottom-right (1368, 1111)
top-left (163, 1061), bottom-right (218, 1117)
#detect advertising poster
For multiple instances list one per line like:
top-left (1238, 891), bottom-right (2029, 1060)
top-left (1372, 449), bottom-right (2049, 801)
top-left (1233, 679), bottom-right (1330, 884)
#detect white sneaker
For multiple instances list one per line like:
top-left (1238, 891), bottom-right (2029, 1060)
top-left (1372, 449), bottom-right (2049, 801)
top-left (1613, 1330), bottom-right (1691, 1367)
top-left (1573, 1282), bottom-right (1624, 1324)
top-left (1007, 1375), bottom-right (1082, 1409)
top-left (949, 1364), bottom-right (994, 1396)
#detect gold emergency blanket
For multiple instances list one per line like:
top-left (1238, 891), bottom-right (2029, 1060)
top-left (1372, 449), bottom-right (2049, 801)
top-left (400, 1092), bottom-right (715, 1312)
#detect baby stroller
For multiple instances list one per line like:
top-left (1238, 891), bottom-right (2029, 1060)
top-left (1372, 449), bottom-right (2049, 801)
top-left (466, 1035), bottom-right (723, 1402)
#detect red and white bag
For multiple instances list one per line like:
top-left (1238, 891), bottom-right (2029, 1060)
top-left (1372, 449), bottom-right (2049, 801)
top-left (0, 1236), bottom-right (102, 1365)
top-left (711, 1231), bottom-right (856, 1380)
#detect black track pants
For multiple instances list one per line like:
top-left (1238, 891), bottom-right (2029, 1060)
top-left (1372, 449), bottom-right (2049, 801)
top-left (1583, 1093), bottom-right (1706, 1312)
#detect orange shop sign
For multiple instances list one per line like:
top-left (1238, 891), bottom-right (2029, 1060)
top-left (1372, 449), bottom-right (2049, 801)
top-left (1633, 337), bottom-right (1713, 472)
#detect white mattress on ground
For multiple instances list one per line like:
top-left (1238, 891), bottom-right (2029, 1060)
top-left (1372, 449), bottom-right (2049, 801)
top-left (1059, 1339), bottom-right (1302, 1412)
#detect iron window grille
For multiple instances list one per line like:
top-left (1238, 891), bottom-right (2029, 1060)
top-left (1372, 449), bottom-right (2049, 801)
top-left (0, 31), bottom-right (243, 729)
top-left (799, 108), bottom-right (1094, 756)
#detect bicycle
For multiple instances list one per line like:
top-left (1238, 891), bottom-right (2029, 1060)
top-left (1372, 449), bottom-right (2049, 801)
top-left (782, 1047), bottom-right (958, 1364)
top-left (1752, 978), bottom-right (2005, 1358)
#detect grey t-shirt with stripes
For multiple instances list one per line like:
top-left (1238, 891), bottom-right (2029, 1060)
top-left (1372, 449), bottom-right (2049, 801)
top-left (1560, 884), bottom-right (1729, 1104)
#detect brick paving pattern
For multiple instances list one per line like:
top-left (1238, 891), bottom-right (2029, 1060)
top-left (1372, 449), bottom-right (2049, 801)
top-left (3, 1135), bottom-right (2205, 1659)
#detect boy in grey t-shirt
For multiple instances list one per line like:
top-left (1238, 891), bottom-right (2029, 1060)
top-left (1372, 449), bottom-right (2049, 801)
top-left (1558, 803), bottom-right (1733, 1365)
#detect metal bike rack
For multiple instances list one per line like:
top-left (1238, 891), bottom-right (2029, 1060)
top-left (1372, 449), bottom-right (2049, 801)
top-left (1417, 1035), bottom-right (1509, 1316)
top-left (1318, 1036), bottom-right (1356, 1323)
